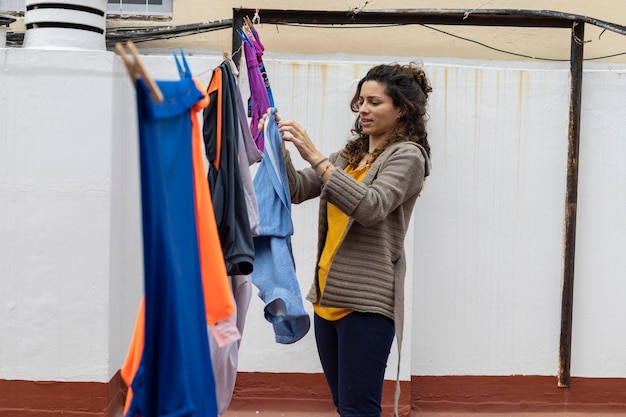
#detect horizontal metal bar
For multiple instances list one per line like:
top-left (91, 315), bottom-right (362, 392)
top-left (234, 8), bottom-right (626, 35)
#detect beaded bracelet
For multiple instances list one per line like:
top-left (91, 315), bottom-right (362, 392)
top-left (318, 163), bottom-right (332, 181)
top-left (311, 157), bottom-right (328, 169)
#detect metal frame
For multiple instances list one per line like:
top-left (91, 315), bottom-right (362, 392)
top-left (232, 7), bottom-right (626, 388)
top-left (0, 13), bottom-right (16, 25)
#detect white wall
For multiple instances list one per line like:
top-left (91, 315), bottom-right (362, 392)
top-left (412, 61), bottom-right (570, 376)
top-left (571, 67), bottom-right (626, 377)
top-left (1, 47), bottom-right (625, 383)
top-left (0, 48), bottom-right (126, 381)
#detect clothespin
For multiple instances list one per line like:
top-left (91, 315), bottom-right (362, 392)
top-left (222, 47), bottom-right (239, 76)
top-left (236, 28), bottom-right (247, 42)
top-left (173, 48), bottom-right (192, 80)
top-left (242, 17), bottom-right (252, 36)
top-left (236, 27), bottom-right (254, 48)
top-left (252, 8), bottom-right (261, 25)
top-left (115, 41), bottom-right (164, 103)
top-left (243, 15), bottom-right (253, 30)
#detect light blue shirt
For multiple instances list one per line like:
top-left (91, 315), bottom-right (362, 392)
top-left (251, 108), bottom-right (310, 344)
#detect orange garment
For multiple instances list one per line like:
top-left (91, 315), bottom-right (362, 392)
top-left (191, 76), bottom-right (235, 325)
top-left (120, 297), bottom-right (144, 411)
top-left (207, 69), bottom-right (222, 170)
top-left (121, 77), bottom-right (234, 414)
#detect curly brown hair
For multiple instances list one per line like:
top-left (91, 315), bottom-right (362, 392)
top-left (340, 62), bottom-right (432, 175)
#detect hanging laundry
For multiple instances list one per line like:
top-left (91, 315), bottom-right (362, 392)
top-left (207, 58), bottom-right (263, 415)
top-left (202, 61), bottom-right (256, 277)
top-left (240, 30), bottom-right (271, 153)
top-left (252, 107), bottom-right (311, 344)
top-left (244, 17), bottom-right (275, 107)
top-left (209, 274), bottom-right (251, 414)
top-left (121, 51), bottom-right (235, 417)
top-left (233, 67), bottom-right (263, 236)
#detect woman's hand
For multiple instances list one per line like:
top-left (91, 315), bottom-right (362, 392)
top-left (258, 108), bottom-right (324, 165)
top-left (257, 108), bottom-right (273, 134)
top-left (278, 119), bottom-right (324, 165)
top-left (258, 108), bottom-right (287, 154)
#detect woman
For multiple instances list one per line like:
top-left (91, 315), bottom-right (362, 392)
top-left (263, 62), bottom-right (431, 417)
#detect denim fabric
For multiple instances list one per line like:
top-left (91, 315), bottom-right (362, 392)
top-left (252, 108), bottom-right (310, 344)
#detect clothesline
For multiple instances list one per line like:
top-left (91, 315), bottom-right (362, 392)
top-left (117, 19), bottom-right (311, 416)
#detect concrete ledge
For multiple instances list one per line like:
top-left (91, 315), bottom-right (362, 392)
top-left (412, 375), bottom-right (626, 413)
top-left (0, 372), bottom-right (125, 417)
top-left (3, 372), bottom-right (625, 416)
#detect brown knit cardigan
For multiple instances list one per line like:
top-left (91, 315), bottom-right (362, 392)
top-left (285, 140), bottom-right (429, 336)
top-left (285, 140), bottom-right (429, 416)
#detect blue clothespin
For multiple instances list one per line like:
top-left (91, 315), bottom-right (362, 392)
top-left (172, 48), bottom-right (192, 79)
top-left (236, 28), bottom-right (255, 47)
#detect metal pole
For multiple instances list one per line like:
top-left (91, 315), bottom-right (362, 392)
top-left (558, 20), bottom-right (585, 388)
top-left (231, 9), bottom-right (245, 71)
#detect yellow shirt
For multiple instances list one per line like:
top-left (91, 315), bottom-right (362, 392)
top-left (313, 163), bottom-right (369, 320)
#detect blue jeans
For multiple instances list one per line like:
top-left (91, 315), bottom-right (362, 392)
top-left (314, 312), bottom-right (395, 417)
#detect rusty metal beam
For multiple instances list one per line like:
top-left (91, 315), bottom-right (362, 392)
top-left (231, 8), bottom-right (626, 63)
top-left (233, 8), bottom-right (626, 34)
top-left (234, 8), bottom-right (570, 28)
top-left (558, 20), bottom-right (585, 389)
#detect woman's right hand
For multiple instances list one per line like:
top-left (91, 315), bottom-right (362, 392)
top-left (259, 108), bottom-right (324, 165)
top-left (257, 108), bottom-right (273, 133)
top-left (258, 108), bottom-right (287, 154)
top-left (278, 118), bottom-right (324, 165)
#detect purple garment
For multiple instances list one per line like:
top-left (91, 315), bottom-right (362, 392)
top-left (249, 27), bottom-right (265, 65)
top-left (248, 28), bottom-right (275, 108)
top-left (244, 38), bottom-right (270, 153)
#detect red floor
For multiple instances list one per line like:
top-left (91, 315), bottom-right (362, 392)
top-left (224, 373), bottom-right (626, 417)
top-left (224, 409), bottom-right (625, 417)
top-left (223, 399), bottom-right (626, 417)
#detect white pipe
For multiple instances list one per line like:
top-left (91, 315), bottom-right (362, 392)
top-left (23, 0), bottom-right (107, 50)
